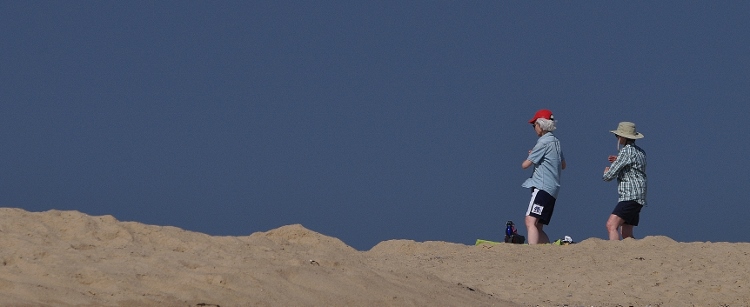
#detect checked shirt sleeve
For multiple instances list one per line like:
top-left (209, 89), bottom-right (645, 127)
top-left (603, 149), bottom-right (630, 182)
top-left (602, 145), bottom-right (647, 204)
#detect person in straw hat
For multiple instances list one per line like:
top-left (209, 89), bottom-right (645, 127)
top-left (603, 121), bottom-right (647, 240)
top-left (521, 109), bottom-right (566, 244)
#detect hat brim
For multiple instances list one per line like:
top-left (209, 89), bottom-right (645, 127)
top-left (610, 130), bottom-right (644, 139)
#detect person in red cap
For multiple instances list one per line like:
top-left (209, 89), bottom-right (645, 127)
top-left (521, 109), bottom-right (566, 244)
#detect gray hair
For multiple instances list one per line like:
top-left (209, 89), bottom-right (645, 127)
top-left (535, 118), bottom-right (556, 131)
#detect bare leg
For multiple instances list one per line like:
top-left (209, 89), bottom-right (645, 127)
top-left (606, 214), bottom-right (624, 240)
top-left (525, 215), bottom-right (550, 244)
top-left (538, 226), bottom-right (550, 244)
top-left (621, 224), bottom-right (635, 239)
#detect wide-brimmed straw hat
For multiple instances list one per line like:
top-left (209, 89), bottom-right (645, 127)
top-left (610, 122), bottom-right (644, 139)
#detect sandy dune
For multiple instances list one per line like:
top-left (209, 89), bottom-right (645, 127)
top-left (0, 208), bottom-right (748, 306)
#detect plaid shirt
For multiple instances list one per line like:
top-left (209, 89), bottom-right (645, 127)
top-left (603, 144), bottom-right (647, 205)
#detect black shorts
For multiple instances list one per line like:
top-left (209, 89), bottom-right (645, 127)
top-left (612, 200), bottom-right (643, 226)
top-left (526, 188), bottom-right (556, 225)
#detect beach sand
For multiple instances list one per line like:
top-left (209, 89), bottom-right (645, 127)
top-left (1, 208), bottom-right (748, 306)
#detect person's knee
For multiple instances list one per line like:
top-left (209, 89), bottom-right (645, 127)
top-left (525, 216), bottom-right (537, 228)
top-left (605, 218), bottom-right (619, 231)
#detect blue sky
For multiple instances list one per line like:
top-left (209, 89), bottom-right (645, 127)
top-left (1, 1), bottom-right (748, 250)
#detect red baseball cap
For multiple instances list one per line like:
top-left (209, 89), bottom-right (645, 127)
top-left (528, 109), bottom-right (554, 124)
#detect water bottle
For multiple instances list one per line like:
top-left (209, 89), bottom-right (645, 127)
top-left (505, 221), bottom-right (515, 237)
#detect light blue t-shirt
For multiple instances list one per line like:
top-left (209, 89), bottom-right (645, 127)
top-left (522, 132), bottom-right (565, 198)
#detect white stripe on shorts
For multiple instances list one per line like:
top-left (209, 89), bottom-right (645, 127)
top-left (526, 188), bottom-right (539, 216)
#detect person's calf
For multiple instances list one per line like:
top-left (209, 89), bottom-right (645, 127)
top-left (537, 231), bottom-right (550, 244)
top-left (525, 216), bottom-right (540, 244)
top-left (621, 225), bottom-right (635, 239)
top-left (606, 214), bottom-right (624, 240)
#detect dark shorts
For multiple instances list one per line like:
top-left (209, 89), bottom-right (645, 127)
top-left (526, 188), bottom-right (556, 225)
top-left (612, 200), bottom-right (643, 226)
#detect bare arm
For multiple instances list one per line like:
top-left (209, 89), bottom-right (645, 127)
top-left (561, 159), bottom-right (566, 170)
top-left (522, 160), bottom-right (533, 169)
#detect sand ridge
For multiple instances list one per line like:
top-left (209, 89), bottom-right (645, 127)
top-left (1, 208), bottom-right (748, 306)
